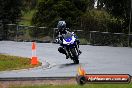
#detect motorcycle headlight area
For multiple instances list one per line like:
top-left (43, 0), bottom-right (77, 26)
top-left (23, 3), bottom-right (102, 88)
top-left (63, 39), bottom-right (73, 45)
top-left (63, 35), bottom-right (76, 45)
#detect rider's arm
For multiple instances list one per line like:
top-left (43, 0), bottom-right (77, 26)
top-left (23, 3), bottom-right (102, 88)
top-left (55, 31), bottom-right (63, 44)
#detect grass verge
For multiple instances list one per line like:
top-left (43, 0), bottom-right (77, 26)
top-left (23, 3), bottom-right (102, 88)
top-left (0, 54), bottom-right (41, 71)
top-left (79, 38), bottom-right (89, 45)
top-left (10, 83), bottom-right (132, 88)
top-left (19, 10), bottom-right (36, 26)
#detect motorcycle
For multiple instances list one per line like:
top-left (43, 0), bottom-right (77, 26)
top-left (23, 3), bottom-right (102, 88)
top-left (61, 32), bottom-right (80, 64)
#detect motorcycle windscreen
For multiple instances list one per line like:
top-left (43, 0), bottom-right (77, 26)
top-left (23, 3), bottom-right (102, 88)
top-left (63, 33), bottom-right (73, 42)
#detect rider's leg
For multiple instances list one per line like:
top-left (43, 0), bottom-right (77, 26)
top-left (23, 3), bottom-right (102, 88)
top-left (58, 47), bottom-right (69, 59)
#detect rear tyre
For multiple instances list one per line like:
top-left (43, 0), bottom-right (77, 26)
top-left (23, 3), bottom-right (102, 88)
top-left (71, 48), bottom-right (79, 64)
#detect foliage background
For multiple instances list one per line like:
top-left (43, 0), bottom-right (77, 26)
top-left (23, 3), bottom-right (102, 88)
top-left (0, 0), bottom-right (131, 45)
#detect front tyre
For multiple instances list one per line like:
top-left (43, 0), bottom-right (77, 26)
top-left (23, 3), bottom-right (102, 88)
top-left (73, 59), bottom-right (79, 64)
top-left (71, 48), bottom-right (79, 64)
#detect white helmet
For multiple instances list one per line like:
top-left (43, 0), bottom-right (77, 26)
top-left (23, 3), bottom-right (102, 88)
top-left (57, 21), bottom-right (66, 30)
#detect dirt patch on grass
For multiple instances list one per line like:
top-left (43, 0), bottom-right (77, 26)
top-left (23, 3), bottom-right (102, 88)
top-left (0, 78), bottom-right (76, 88)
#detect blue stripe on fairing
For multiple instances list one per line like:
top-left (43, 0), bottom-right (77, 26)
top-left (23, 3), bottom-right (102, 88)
top-left (65, 38), bottom-right (72, 42)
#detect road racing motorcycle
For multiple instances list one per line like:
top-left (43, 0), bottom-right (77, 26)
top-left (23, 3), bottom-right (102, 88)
top-left (60, 32), bottom-right (80, 64)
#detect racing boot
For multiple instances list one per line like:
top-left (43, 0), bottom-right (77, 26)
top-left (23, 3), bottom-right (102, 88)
top-left (58, 47), bottom-right (69, 59)
top-left (65, 53), bottom-right (69, 59)
top-left (78, 50), bottom-right (82, 55)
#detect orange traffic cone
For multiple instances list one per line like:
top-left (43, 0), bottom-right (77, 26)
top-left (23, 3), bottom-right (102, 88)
top-left (31, 42), bottom-right (38, 65)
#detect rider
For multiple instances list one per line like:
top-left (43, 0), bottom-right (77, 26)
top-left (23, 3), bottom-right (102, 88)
top-left (56, 21), bottom-right (81, 59)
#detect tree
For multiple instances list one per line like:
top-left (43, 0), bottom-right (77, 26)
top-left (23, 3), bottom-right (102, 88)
top-left (32, 0), bottom-right (94, 29)
top-left (23, 0), bottom-right (38, 12)
top-left (80, 9), bottom-right (112, 32)
top-left (0, 0), bottom-right (22, 39)
top-left (96, 0), bottom-right (104, 10)
top-left (102, 0), bottom-right (131, 33)
top-left (73, 0), bottom-right (94, 11)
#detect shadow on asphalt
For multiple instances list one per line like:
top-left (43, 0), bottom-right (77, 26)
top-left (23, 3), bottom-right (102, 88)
top-left (59, 63), bottom-right (79, 68)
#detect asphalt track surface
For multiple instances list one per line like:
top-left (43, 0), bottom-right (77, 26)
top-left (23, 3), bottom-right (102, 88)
top-left (0, 41), bottom-right (132, 78)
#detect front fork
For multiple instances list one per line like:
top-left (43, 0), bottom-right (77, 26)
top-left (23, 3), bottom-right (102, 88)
top-left (64, 47), bottom-right (72, 57)
top-left (64, 43), bottom-right (79, 59)
top-left (75, 42), bottom-right (80, 56)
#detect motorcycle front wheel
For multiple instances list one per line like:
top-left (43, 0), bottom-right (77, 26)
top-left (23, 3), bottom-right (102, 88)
top-left (70, 48), bottom-right (79, 64)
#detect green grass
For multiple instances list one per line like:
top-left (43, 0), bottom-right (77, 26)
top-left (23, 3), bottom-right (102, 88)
top-left (10, 84), bottom-right (132, 88)
top-left (19, 10), bottom-right (36, 26)
top-left (0, 54), bottom-right (41, 71)
top-left (79, 38), bottom-right (89, 45)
